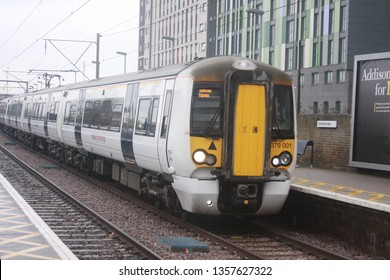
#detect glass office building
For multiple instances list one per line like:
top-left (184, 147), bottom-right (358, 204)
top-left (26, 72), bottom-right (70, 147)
top-left (139, 0), bottom-right (390, 114)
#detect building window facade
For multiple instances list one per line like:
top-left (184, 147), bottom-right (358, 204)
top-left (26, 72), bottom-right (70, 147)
top-left (270, 24), bottom-right (275, 47)
top-left (286, 47), bottom-right (294, 70)
top-left (312, 72), bottom-right (320, 85)
top-left (339, 38), bottom-right (346, 63)
top-left (328, 40), bottom-right (334, 65)
top-left (314, 13), bottom-right (320, 37)
top-left (325, 71), bottom-right (333, 84)
top-left (287, 20), bottom-right (294, 43)
top-left (329, 8), bottom-right (335, 34)
top-left (313, 42), bottom-right (319, 66)
top-left (323, 101), bottom-right (329, 114)
top-left (313, 102), bottom-right (318, 114)
top-left (335, 101), bottom-right (341, 114)
top-left (311, 72), bottom-right (320, 86)
top-left (337, 70), bottom-right (346, 83)
top-left (340, 6), bottom-right (347, 32)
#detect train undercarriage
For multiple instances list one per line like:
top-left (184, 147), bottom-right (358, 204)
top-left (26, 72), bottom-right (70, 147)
top-left (3, 126), bottom-right (187, 216)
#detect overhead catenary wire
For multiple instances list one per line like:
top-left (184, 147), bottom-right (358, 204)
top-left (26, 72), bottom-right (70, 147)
top-left (0, 0), bottom-right (91, 71)
top-left (1, 0), bottom-right (302, 91)
top-left (0, 0), bottom-right (45, 49)
top-left (55, 16), bottom-right (140, 72)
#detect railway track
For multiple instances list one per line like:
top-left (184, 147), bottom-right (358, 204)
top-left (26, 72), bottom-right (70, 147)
top-left (194, 217), bottom-right (349, 260)
top-left (0, 133), bottom-right (350, 260)
top-left (52, 163), bottom-right (349, 260)
top-left (0, 145), bottom-right (162, 260)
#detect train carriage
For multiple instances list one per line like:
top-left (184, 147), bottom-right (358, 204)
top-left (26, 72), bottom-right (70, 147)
top-left (1, 56), bottom-right (296, 216)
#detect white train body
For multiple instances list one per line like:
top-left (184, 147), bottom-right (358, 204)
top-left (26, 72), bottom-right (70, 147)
top-left (0, 57), bottom-right (297, 216)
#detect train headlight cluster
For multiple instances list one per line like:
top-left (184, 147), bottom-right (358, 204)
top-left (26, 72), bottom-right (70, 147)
top-left (233, 58), bottom-right (257, 71)
top-left (192, 149), bottom-right (217, 166)
top-left (272, 151), bottom-right (293, 167)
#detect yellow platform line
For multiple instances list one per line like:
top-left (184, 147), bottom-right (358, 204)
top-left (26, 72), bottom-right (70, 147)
top-left (348, 190), bottom-right (365, 196)
top-left (328, 185), bottom-right (345, 192)
top-left (292, 176), bottom-right (390, 203)
top-left (0, 246), bottom-right (56, 260)
top-left (369, 194), bottom-right (385, 201)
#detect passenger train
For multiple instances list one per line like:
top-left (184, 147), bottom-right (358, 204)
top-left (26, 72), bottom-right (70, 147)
top-left (0, 56), bottom-right (296, 216)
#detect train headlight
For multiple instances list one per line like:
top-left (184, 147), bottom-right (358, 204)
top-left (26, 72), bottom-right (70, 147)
top-left (192, 149), bottom-right (217, 166)
top-left (205, 154), bottom-right (217, 166)
top-left (272, 156), bottom-right (281, 167)
top-left (271, 151), bottom-right (293, 167)
top-left (233, 58), bottom-right (257, 71)
top-left (193, 150), bottom-right (207, 164)
top-left (280, 152), bottom-right (292, 166)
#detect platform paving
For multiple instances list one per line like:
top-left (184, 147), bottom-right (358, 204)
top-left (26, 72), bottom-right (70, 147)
top-left (0, 173), bottom-right (77, 260)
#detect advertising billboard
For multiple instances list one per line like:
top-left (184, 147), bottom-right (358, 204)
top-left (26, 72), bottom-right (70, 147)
top-left (350, 52), bottom-right (390, 171)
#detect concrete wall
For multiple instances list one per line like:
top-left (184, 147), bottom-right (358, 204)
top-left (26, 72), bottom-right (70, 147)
top-left (296, 114), bottom-right (351, 169)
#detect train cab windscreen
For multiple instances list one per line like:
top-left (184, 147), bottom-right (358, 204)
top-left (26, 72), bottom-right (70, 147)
top-left (272, 85), bottom-right (294, 139)
top-left (190, 83), bottom-right (223, 138)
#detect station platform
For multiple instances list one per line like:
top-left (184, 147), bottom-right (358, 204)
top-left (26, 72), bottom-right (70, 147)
top-left (0, 173), bottom-right (77, 260)
top-left (292, 167), bottom-right (390, 213)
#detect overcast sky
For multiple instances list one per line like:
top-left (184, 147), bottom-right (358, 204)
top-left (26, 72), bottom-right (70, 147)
top-left (0, 0), bottom-right (139, 94)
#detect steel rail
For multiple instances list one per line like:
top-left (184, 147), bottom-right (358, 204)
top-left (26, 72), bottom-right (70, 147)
top-left (0, 143), bottom-right (162, 260)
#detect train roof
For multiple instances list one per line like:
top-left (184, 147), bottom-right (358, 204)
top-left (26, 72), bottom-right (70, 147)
top-left (3, 57), bottom-right (292, 102)
top-left (181, 56), bottom-right (292, 84)
top-left (62, 56), bottom-right (292, 90)
top-left (65, 60), bottom-right (193, 90)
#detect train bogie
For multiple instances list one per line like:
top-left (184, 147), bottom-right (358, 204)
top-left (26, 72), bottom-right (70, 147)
top-left (0, 56), bottom-right (296, 216)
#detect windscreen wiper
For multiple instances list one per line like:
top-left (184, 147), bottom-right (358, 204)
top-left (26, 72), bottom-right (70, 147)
top-left (272, 118), bottom-right (283, 139)
top-left (204, 107), bottom-right (221, 137)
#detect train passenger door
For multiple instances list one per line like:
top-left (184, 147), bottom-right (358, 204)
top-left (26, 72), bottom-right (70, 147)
top-left (75, 89), bottom-right (86, 149)
top-left (132, 80), bottom-right (165, 172)
top-left (121, 83), bottom-right (140, 164)
top-left (233, 84), bottom-right (266, 177)
top-left (158, 79), bottom-right (174, 173)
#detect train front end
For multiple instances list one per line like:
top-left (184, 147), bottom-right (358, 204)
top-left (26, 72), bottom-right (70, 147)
top-left (171, 57), bottom-right (296, 216)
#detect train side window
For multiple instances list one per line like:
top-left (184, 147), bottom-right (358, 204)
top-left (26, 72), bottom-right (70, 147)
top-left (49, 104), bottom-right (55, 121)
top-left (49, 102), bottom-right (58, 122)
top-left (23, 104), bottom-right (30, 118)
top-left (110, 98), bottom-right (123, 132)
top-left (0, 103), bottom-right (7, 115)
top-left (8, 104), bottom-right (14, 116)
top-left (64, 102), bottom-right (71, 124)
top-left (83, 101), bottom-right (93, 127)
top-left (101, 99), bottom-right (112, 129)
top-left (69, 105), bottom-right (76, 124)
top-left (53, 102), bottom-right (58, 121)
top-left (32, 103), bottom-right (39, 119)
top-left (36, 104), bottom-right (40, 120)
top-left (160, 90), bottom-right (172, 138)
top-left (39, 103), bottom-right (44, 120)
top-left (91, 100), bottom-right (102, 128)
top-left (148, 98), bottom-right (159, 137)
top-left (41, 103), bottom-right (47, 120)
top-left (64, 102), bottom-right (77, 125)
top-left (135, 99), bottom-right (151, 135)
top-left (36, 104), bottom-right (40, 119)
top-left (16, 103), bottom-right (23, 117)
